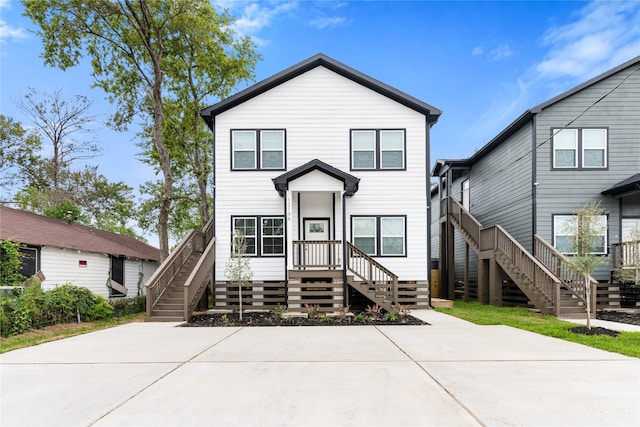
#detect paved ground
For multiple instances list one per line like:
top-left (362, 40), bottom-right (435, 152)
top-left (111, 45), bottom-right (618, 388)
top-left (1, 310), bottom-right (639, 427)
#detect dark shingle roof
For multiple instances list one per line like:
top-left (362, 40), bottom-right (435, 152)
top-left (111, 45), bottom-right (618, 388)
top-left (602, 174), bottom-right (640, 196)
top-left (0, 205), bottom-right (160, 261)
top-left (200, 53), bottom-right (442, 129)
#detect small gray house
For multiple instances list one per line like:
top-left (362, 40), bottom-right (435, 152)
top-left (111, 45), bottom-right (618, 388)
top-left (432, 55), bottom-right (640, 315)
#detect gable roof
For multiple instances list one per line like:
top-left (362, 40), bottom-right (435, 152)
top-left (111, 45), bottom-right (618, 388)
top-left (200, 53), bottom-right (442, 129)
top-left (432, 55), bottom-right (640, 175)
top-left (0, 205), bottom-right (160, 261)
top-left (272, 159), bottom-right (360, 197)
top-left (602, 173), bottom-right (640, 196)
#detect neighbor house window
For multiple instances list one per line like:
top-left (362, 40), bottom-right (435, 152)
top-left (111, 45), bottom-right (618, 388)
top-left (232, 129), bottom-right (285, 170)
top-left (552, 128), bottom-right (607, 169)
top-left (351, 216), bottom-right (406, 256)
top-left (18, 246), bottom-right (39, 277)
top-left (553, 214), bottom-right (607, 255)
top-left (351, 129), bottom-right (405, 170)
top-left (232, 216), bottom-right (284, 256)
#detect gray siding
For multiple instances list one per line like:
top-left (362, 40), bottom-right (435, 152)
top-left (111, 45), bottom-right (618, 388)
top-left (535, 62), bottom-right (640, 280)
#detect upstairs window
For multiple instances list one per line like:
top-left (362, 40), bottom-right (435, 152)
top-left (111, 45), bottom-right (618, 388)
top-left (232, 130), bottom-right (285, 170)
top-left (351, 129), bottom-right (405, 170)
top-left (552, 128), bottom-right (607, 169)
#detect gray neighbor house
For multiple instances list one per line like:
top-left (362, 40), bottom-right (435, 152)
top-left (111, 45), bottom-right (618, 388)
top-left (432, 55), bottom-right (640, 316)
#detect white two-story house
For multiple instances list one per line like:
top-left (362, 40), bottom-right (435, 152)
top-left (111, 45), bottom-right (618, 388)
top-left (199, 54), bottom-right (442, 312)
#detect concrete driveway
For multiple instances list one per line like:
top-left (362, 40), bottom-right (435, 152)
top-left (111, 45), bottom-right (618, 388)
top-left (1, 310), bottom-right (638, 427)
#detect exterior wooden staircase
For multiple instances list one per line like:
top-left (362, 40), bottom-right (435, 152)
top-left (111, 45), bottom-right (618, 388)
top-left (145, 220), bottom-right (215, 322)
top-left (345, 242), bottom-right (398, 312)
top-left (445, 197), bottom-right (594, 317)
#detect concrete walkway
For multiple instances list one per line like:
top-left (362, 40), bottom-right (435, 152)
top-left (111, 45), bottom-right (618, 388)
top-left (1, 310), bottom-right (638, 427)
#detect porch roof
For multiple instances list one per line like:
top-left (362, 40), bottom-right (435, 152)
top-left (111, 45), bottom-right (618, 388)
top-left (601, 173), bottom-right (640, 196)
top-left (272, 159), bottom-right (360, 197)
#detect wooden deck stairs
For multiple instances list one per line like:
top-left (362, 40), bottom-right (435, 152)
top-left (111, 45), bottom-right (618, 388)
top-left (345, 242), bottom-right (398, 313)
top-left (445, 197), bottom-right (594, 317)
top-left (145, 220), bottom-right (215, 322)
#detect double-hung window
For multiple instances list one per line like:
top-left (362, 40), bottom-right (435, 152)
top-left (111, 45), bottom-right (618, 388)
top-left (232, 130), bottom-right (285, 170)
top-left (553, 214), bottom-right (607, 255)
top-left (351, 129), bottom-right (405, 170)
top-left (552, 128), bottom-right (607, 169)
top-left (232, 216), bottom-right (284, 256)
top-left (351, 216), bottom-right (406, 256)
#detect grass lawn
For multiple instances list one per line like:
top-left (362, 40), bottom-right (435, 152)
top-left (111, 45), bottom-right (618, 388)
top-left (436, 301), bottom-right (640, 358)
top-left (0, 313), bottom-right (146, 354)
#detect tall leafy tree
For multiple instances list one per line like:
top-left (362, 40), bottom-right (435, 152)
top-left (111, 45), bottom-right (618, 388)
top-left (0, 115), bottom-right (41, 191)
top-left (24, 0), bottom-right (259, 259)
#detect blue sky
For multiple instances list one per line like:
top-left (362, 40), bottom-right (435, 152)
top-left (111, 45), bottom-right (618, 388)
top-left (1, 0), bottom-right (639, 242)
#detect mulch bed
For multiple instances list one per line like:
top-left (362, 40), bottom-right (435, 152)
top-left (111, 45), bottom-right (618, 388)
top-left (596, 310), bottom-right (640, 326)
top-left (182, 310), bottom-right (427, 327)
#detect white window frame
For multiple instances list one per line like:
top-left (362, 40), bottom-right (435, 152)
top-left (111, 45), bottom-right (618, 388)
top-left (232, 217), bottom-right (257, 255)
top-left (260, 130), bottom-right (285, 170)
top-left (231, 130), bottom-right (257, 170)
top-left (553, 214), bottom-right (608, 255)
top-left (261, 216), bottom-right (284, 256)
top-left (351, 129), bottom-right (405, 170)
top-left (380, 216), bottom-right (406, 256)
top-left (351, 216), bottom-right (406, 257)
top-left (552, 128), bottom-right (607, 169)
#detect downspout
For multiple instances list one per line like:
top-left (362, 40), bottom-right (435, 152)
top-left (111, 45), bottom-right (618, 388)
top-left (531, 115), bottom-right (537, 253)
top-left (425, 114), bottom-right (432, 308)
top-left (342, 191), bottom-right (348, 308)
top-left (283, 192), bottom-right (288, 293)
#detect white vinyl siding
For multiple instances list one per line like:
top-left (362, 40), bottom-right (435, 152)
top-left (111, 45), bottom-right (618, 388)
top-left (214, 66), bottom-right (430, 281)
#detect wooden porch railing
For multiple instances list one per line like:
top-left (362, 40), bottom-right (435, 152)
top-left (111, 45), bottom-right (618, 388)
top-left (612, 240), bottom-right (640, 270)
top-left (534, 234), bottom-right (598, 304)
top-left (183, 221), bottom-right (215, 320)
top-left (292, 240), bottom-right (341, 269)
top-left (346, 242), bottom-right (398, 306)
top-left (448, 197), bottom-right (482, 249)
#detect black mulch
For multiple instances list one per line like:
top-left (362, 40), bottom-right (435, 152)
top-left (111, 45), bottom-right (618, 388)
top-left (182, 310), bottom-right (427, 327)
top-left (569, 326), bottom-right (620, 337)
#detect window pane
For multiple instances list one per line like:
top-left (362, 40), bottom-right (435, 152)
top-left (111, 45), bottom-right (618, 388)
top-left (261, 151), bottom-right (283, 169)
top-left (234, 151), bottom-right (255, 169)
top-left (555, 236), bottom-right (575, 253)
top-left (381, 217), bottom-right (404, 255)
top-left (555, 150), bottom-right (576, 167)
top-left (583, 129), bottom-right (606, 149)
top-left (354, 237), bottom-right (375, 255)
top-left (262, 218), bottom-right (283, 236)
top-left (554, 129), bottom-right (577, 149)
top-left (382, 237), bottom-right (404, 255)
top-left (262, 237), bottom-right (283, 254)
top-left (380, 131), bottom-right (403, 150)
top-left (353, 151), bottom-right (374, 169)
top-left (353, 218), bottom-right (375, 235)
top-left (233, 131), bottom-right (256, 150)
top-left (261, 131), bottom-right (284, 149)
top-left (352, 131), bottom-right (375, 150)
top-left (381, 151), bottom-right (403, 168)
top-left (583, 149), bottom-right (604, 167)
top-left (233, 218), bottom-right (256, 255)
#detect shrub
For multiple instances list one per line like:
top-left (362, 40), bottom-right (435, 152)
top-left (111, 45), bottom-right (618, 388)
top-left (0, 239), bottom-right (26, 286)
top-left (110, 295), bottom-right (146, 317)
top-left (0, 284), bottom-right (113, 338)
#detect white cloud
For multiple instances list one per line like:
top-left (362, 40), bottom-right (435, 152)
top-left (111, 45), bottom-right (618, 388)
top-left (0, 19), bottom-right (28, 43)
top-left (308, 16), bottom-right (347, 29)
top-left (231, 1), bottom-right (297, 36)
top-left (535, 1), bottom-right (640, 80)
top-left (472, 43), bottom-right (515, 61)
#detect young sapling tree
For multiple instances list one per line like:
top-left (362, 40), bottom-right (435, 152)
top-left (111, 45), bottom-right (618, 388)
top-left (224, 230), bottom-right (252, 321)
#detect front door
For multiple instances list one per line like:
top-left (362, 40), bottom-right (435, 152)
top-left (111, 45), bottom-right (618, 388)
top-left (303, 218), bottom-right (331, 267)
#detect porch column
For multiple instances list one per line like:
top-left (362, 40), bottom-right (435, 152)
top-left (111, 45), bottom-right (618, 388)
top-left (489, 257), bottom-right (503, 306)
top-left (286, 190), bottom-right (294, 272)
top-left (464, 242), bottom-right (470, 302)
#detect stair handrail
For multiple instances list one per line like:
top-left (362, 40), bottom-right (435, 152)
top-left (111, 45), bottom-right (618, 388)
top-left (183, 236), bottom-right (216, 320)
top-left (346, 242), bottom-right (398, 305)
top-left (491, 225), bottom-right (561, 303)
top-left (534, 234), bottom-right (598, 303)
top-left (448, 197), bottom-right (482, 248)
top-left (145, 229), bottom-right (203, 318)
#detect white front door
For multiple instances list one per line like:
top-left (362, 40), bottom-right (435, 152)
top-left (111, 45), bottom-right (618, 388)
top-left (304, 219), bottom-right (329, 241)
top-left (302, 218), bottom-right (331, 267)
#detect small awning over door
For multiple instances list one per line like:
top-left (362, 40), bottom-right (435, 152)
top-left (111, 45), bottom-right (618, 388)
top-left (272, 159), bottom-right (360, 197)
top-left (602, 173), bottom-right (640, 197)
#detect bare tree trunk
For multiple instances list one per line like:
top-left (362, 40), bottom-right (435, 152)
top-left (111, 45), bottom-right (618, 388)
top-left (585, 273), bottom-right (592, 330)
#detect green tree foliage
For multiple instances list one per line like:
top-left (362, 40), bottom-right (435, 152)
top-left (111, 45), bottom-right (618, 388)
top-left (24, 0), bottom-right (259, 259)
top-left (0, 114), bottom-right (41, 191)
top-left (0, 240), bottom-right (26, 286)
top-left (225, 230), bottom-right (253, 321)
top-left (563, 202), bottom-right (608, 329)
